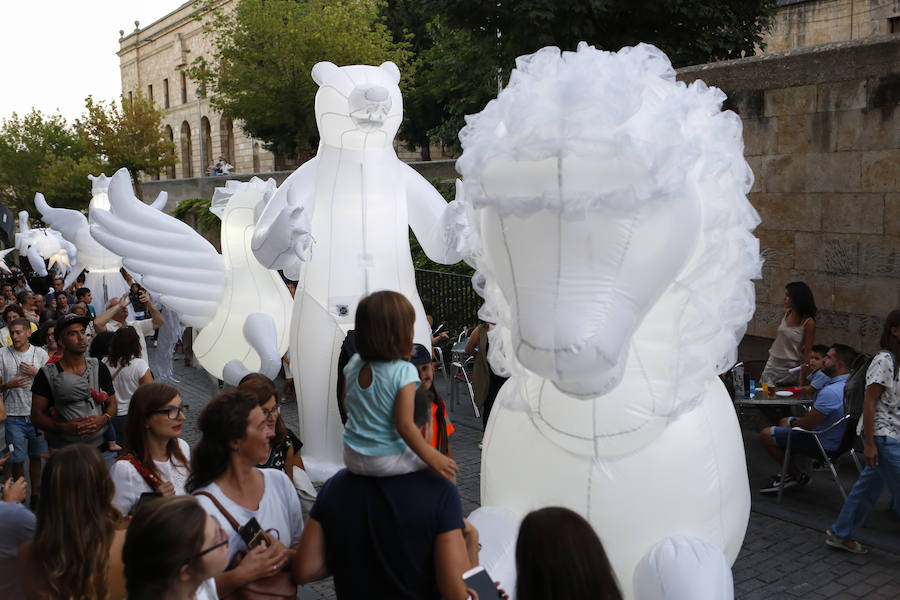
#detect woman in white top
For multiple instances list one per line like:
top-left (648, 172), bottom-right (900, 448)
top-left (123, 495), bottom-right (229, 600)
top-left (102, 326), bottom-right (153, 445)
top-left (110, 383), bottom-right (191, 516)
top-left (188, 391), bottom-right (302, 597)
top-left (761, 281), bottom-right (817, 386)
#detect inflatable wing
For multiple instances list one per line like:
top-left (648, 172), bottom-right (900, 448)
top-left (15, 210), bottom-right (76, 278)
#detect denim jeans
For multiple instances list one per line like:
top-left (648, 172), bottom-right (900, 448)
top-left (830, 435), bottom-right (900, 539)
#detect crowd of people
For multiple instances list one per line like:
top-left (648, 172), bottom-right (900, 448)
top-left (0, 268), bottom-right (626, 599)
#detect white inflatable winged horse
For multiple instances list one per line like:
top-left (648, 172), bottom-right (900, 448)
top-left (90, 168), bottom-right (292, 385)
top-left (461, 43), bottom-right (762, 599)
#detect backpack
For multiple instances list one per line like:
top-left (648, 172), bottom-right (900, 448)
top-left (843, 353), bottom-right (874, 421)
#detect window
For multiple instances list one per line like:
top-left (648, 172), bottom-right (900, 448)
top-left (164, 78), bottom-right (170, 108)
top-left (890, 16), bottom-right (900, 34)
top-left (181, 72), bottom-right (187, 104)
top-left (128, 91), bottom-right (133, 104)
top-left (148, 84), bottom-right (153, 103)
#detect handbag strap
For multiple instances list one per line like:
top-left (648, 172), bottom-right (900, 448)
top-left (117, 453), bottom-right (162, 491)
top-left (194, 491), bottom-right (242, 532)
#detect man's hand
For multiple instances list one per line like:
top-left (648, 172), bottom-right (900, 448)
top-left (18, 363), bottom-right (38, 377)
top-left (864, 443), bottom-right (878, 467)
top-left (69, 415), bottom-right (108, 438)
top-left (5, 376), bottom-right (30, 390)
top-left (139, 291), bottom-right (152, 307)
top-left (2, 476), bottom-right (27, 503)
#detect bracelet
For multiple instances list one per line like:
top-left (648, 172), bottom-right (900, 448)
top-left (104, 412), bottom-right (111, 423)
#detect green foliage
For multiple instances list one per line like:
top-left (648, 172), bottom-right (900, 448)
top-left (0, 110), bottom-right (98, 214)
top-left (171, 197), bottom-right (222, 238)
top-left (76, 94), bottom-right (176, 201)
top-left (192, 0), bottom-right (414, 160)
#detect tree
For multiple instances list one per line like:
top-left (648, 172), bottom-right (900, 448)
top-left (77, 93), bottom-right (176, 200)
top-left (193, 0), bottom-right (414, 162)
top-left (0, 110), bottom-right (97, 214)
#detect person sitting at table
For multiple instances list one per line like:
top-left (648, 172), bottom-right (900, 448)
top-left (800, 344), bottom-right (832, 394)
top-left (758, 344), bottom-right (855, 494)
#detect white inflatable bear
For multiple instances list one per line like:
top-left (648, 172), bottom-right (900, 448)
top-left (252, 61), bottom-right (466, 481)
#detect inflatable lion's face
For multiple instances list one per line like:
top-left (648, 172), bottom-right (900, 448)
top-left (311, 61), bottom-right (403, 151)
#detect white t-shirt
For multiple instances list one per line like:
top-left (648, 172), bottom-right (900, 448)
top-left (110, 438), bottom-right (191, 516)
top-left (868, 351), bottom-right (900, 440)
top-left (194, 468), bottom-right (303, 563)
top-left (0, 344), bottom-right (49, 416)
top-left (195, 578), bottom-right (219, 600)
top-left (102, 357), bottom-right (150, 416)
top-left (105, 319), bottom-right (155, 368)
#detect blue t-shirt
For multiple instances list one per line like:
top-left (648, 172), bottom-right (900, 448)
top-left (343, 354), bottom-right (420, 456)
top-left (310, 469), bottom-right (465, 600)
top-left (813, 373), bottom-right (849, 450)
top-left (807, 369), bottom-right (831, 390)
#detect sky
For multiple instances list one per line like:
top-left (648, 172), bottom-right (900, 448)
top-left (0, 0), bottom-right (188, 125)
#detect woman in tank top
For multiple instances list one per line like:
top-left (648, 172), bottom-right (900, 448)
top-left (761, 281), bottom-right (817, 386)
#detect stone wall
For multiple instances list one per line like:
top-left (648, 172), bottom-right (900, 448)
top-left (762, 0), bottom-right (900, 53)
top-left (141, 159), bottom-right (459, 209)
top-left (679, 34), bottom-right (900, 353)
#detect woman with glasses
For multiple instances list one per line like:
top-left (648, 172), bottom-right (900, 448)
top-left (123, 495), bottom-right (230, 600)
top-left (18, 444), bottom-right (127, 600)
top-left (187, 391), bottom-right (302, 597)
top-left (238, 373), bottom-right (305, 482)
top-left (102, 326), bottom-right (153, 445)
top-left (110, 383), bottom-right (191, 516)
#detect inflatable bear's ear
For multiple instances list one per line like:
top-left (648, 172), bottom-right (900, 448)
top-left (311, 61), bottom-right (340, 87)
top-left (379, 61), bottom-right (401, 85)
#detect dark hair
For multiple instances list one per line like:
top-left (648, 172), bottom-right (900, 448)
top-left (2, 303), bottom-right (22, 322)
top-left (33, 444), bottom-right (120, 600)
top-left (123, 384), bottom-right (187, 482)
top-left (811, 344), bottom-right (829, 356)
top-left (31, 319), bottom-right (56, 347)
top-left (829, 343), bottom-right (857, 370)
top-left (187, 391), bottom-right (260, 492)
top-left (123, 496), bottom-right (208, 600)
top-left (75, 287), bottom-right (91, 300)
top-left (108, 326), bottom-right (142, 368)
top-left (15, 291), bottom-right (31, 306)
top-left (879, 309), bottom-right (900, 375)
top-left (238, 373), bottom-right (287, 449)
top-left (413, 387), bottom-right (433, 428)
top-left (415, 388), bottom-right (450, 454)
top-left (785, 282), bottom-right (816, 319)
top-left (515, 507), bottom-right (622, 600)
top-left (54, 291), bottom-right (69, 303)
top-left (89, 330), bottom-right (116, 359)
top-left (355, 290), bottom-right (416, 361)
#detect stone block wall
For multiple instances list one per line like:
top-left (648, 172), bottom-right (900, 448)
top-left (762, 0), bottom-right (900, 53)
top-left (679, 35), bottom-right (900, 353)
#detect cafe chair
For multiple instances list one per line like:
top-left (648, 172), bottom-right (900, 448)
top-left (451, 356), bottom-right (480, 419)
top-left (777, 414), bottom-right (864, 504)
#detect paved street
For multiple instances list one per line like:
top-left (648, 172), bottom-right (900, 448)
top-left (167, 353), bottom-right (900, 599)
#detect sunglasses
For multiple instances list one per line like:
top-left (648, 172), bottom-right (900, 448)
top-left (150, 405), bottom-right (188, 420)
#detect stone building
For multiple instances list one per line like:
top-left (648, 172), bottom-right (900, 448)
top-left (762, 0), bottom-right (900, 52)
top-left (679, 35), bottom-right (899, 351)
top-left (118, 1), bottom-right (276, 181)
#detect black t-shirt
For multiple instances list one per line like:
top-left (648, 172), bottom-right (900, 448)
top-left (32, 360), bottom-right (115, 403)
top-left (310, 469), bottom-right (465, 600)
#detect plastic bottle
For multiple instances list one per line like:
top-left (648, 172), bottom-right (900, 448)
top-left (749, 379), bottom-right (756, 399)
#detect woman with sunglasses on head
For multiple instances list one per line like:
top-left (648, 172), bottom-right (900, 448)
top-left (110, 383), bottom-right (191, 516)
top-left (123, 495), bottom-right (230, 600)
top-left (187, 391), bottom-right (302, 598)
top-left (238, 373), bottom-right (305, 482)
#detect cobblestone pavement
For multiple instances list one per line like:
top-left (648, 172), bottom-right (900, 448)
top-left (168, 356), bottom-right (900, 599)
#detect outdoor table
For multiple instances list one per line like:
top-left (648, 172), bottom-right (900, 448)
top-left (733, 391), bottom-right (815, 420)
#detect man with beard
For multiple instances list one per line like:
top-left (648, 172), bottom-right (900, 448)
top-left (759, 344), bottom-right (855, 494)
top-left (30, 314), bottom-right (116, 450)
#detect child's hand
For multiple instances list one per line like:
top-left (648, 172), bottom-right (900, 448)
top-left (428, 452), bottom-right (458, 480)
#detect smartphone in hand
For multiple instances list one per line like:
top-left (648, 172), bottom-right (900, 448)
top-left (463, 566), bottom-right (501, 599)
top-left (239, 517), bottom-right (267, 549)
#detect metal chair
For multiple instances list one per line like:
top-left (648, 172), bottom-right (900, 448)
top-left (777, 414), bottom-right (864, 504)
top-left (450, 356), bottom-right (479, 418)
top-left (433, 345), bottom-right (449, 384)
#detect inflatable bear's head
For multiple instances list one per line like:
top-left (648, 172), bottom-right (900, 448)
top-left (311, 61), bottom-right (403, 151)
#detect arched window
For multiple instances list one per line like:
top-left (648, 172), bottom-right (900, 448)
top-left (180, 121), bottom-right (193, 178)
top-left (219, 116), bottom-right (235, 166)
top-left (201, 116), bottom-right (212, 171)
top-left (164, 125), bottom-right (176, 179)
top-left (252, 142), bottom-right (261, 173)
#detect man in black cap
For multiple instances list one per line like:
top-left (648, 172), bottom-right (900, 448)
top-left (30, 313), bottom-right (116, 450)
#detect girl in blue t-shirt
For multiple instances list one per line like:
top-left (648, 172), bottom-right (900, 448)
top-left (342, 290), bottom-right (458, 479)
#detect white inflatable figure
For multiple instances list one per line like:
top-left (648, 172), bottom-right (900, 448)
top-left (32, 174), bottom-right (169, 310)
top-left (0, 248), bottom-right (14, 274)
top-left (251, 61), bottom-right (467, 481)
top-left (459, 43), bottom-right (761, 599)
top-left (90, 168), bottom-right (292, 385)
top-left (15, 211), bottom-right (76, 278)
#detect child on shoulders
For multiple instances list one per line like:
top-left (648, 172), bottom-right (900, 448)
top-left (341, 290), bottom-right (458, 480)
